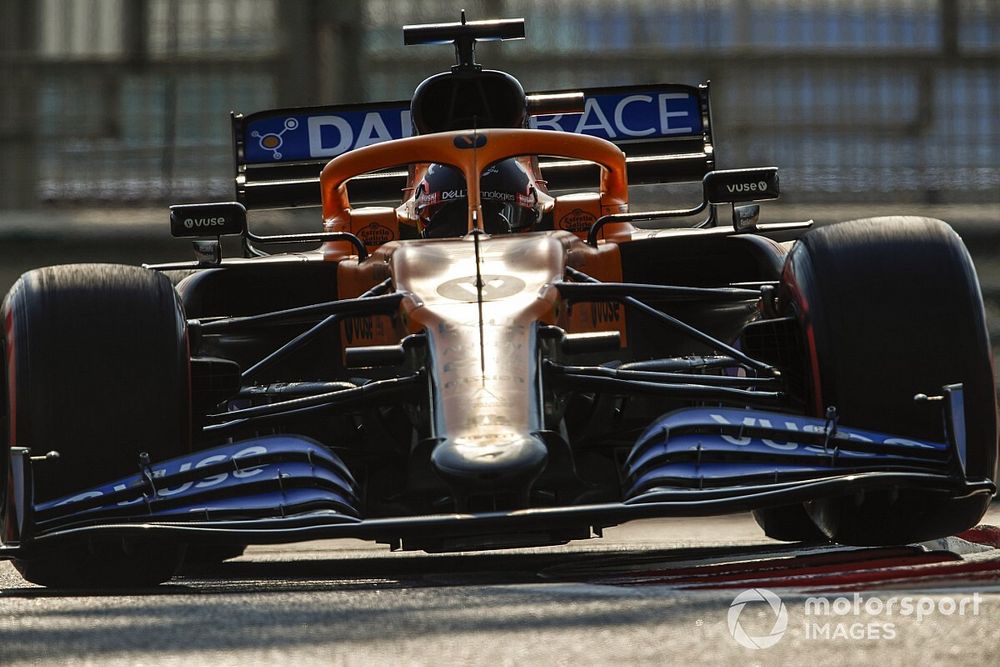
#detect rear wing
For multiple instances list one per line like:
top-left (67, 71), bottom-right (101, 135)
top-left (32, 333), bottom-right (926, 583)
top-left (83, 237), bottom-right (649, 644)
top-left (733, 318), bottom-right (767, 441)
top-left (232, 83), bottom-right (714, 210)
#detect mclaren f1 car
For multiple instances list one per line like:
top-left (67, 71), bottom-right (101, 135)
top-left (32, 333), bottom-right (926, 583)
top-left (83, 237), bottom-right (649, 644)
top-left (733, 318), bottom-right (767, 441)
top-left (1, 17), bottom-right (996, 587)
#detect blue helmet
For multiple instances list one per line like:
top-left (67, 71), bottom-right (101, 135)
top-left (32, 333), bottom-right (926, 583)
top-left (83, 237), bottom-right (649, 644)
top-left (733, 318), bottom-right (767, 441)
top-left (416, 159), bottom-right (540, 238)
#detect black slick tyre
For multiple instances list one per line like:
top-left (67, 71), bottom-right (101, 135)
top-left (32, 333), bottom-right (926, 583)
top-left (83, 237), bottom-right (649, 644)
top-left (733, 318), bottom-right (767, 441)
top-left (2, 264), bottom-right (191, 587)
top-left (764, 217), bottom-right (998, 545)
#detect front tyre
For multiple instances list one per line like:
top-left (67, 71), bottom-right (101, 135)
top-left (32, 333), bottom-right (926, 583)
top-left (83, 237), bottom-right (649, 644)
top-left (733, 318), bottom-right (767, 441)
top-left (3, 264), bottom-right (192, 587)
top-left (13, 539), bottom-right (187, 590)
top-left (768, 217), bottom-right (997, 545)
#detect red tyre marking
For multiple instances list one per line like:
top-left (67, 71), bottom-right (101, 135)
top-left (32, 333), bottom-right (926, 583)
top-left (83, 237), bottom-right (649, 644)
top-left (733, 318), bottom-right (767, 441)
top-left (5, 307), bottom-right (14, 444)
top-left (183, 324), bottom-right (193, 452)
top-left (4, 307), bottom-right (15, 543)
top-left (782, 259), bottom-right (824, 416)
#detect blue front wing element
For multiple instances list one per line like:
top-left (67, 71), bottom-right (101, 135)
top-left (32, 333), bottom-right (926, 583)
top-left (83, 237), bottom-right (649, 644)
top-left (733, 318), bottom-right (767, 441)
top-left (1, 406), bottom-right (987, 557)
top-left (34, 435), bottom-right (360, 531)
top-left (624, 407), bottom-right (955, 501)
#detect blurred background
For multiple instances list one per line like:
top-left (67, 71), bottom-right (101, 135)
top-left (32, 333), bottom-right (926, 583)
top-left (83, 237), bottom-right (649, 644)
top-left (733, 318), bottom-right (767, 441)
top-left (0, 1), bottom-right (997, 305)
top-left (3, 0), bottom-right (997, 206)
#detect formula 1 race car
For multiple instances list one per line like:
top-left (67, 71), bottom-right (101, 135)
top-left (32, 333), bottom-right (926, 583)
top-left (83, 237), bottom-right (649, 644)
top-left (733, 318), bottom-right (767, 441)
top-left (2, 17), bottom-right (996, 588)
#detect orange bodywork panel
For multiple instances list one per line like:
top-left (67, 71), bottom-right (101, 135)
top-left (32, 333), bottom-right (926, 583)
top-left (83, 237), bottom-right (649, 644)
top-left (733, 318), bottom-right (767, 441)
top-left (347, 207), bottom-right (400, 250)
top-left (328, 129), bottom-right (635, 380)
top-left (320, 129), bottom-right (632, 261)
top-left (551, 192), bottom-right (602, 239)
top-left (336, 244), bottom-right (400, 350)
top-left (561, 238), bottom-right (627, 345)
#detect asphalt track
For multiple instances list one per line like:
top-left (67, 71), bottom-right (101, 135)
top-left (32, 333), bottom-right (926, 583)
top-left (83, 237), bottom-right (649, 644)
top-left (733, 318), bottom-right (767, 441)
top-left (2, 508), bottom-right (999, 666)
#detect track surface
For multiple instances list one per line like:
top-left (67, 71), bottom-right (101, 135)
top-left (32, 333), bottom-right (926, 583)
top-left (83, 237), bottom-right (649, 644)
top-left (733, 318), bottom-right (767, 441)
top-left (2, 509), bottom-right (999, 666)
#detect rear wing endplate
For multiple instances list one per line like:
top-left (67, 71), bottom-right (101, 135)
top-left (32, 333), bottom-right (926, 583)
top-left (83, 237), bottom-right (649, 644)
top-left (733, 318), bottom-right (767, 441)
top-left (232, 83), bottom-right (714, 210)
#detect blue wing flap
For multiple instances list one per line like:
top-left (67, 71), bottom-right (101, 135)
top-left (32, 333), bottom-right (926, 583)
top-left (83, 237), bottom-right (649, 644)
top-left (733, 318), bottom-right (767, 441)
top-left (8, 472), bottom-right (991, 558)
top-left (624, 407), bottom-right (955, 500)
top-left (107, 488), bottom-right (360, 523)
top-left (34, 436), bottom-right (360, 528)
top-left (4, 406), bottom-right (984, 557)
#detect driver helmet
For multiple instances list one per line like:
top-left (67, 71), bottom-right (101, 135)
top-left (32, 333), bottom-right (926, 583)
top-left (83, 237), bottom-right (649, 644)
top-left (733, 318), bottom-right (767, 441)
top-left (415, 159), bottom-right (540, 238)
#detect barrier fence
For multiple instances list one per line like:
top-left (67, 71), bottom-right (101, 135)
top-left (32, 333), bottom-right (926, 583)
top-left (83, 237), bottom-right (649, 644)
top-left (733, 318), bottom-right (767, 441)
top-left (1, 0), bottom-right (997, 208)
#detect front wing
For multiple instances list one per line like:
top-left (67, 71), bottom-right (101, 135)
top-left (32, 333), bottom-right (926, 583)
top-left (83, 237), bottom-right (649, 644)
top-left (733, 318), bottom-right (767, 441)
top-left (1, 388), bottom-right (993, 557)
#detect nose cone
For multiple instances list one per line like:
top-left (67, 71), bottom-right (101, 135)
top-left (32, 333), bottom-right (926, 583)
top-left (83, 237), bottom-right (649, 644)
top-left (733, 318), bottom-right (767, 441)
top-left (431, 433), bottom-right (548, 494)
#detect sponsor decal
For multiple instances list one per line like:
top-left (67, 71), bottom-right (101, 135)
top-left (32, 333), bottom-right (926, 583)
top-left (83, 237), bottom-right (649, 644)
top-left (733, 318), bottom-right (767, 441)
top-left (340, 314), bottom-right (394, 350)
top-left (467, 386), bottom-right (512, 408)
top-left (243, 87), bottom-right (700, 164)
top-left (245, 109), bottom-right (413, 163)
top-left (436, 274), bottom-right (527, 302)
top-left (704, 168), bottom-right (779, 204)
top-left (183, 217), bottom-right (228, 229)
top-left (454, 432), bottom-right (520, 444)
top-left (707, 412), bottom-right (934, 452)
top-left (307, 111), bottom-right (412, 156)
top-left (345, 317), bottom-right (373, 344)
top-left (454, 133), bottom-right (488, 149)
top-left (169, 203), bottom-right (245, 238)
top-left (418, 190), bottom-right (466, 211)
top-left (419, 189), bottom-right (531, 211)
top-left (343, 315), bottom-right (387, 344)
top-left (726, 181), bottom-right (770, 195)
top-left (53, 445), bottom-right (269, 508)
top-left (563, 296), bottom-right (628, 347)
top-left (558, 207), bottom-right (596, 232)
top-left (444, 374), bottom-right (525, 390)
top-left (590, 301), bottom-right (622, 326)
top-left (250, 117), bottom-right (299, 160)
top-left (530, 91), bottom-right (700, 139)
top-left (481, 189), bottom-right (517, 203)
top-left (463, 413), bottom-right (513, 429)
top-left (357, 222), bottom-right (394, 247)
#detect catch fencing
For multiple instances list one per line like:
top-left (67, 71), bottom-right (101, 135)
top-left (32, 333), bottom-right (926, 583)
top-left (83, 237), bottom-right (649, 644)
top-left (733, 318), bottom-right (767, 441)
top-left (1, 0), bottom-right (997, 207)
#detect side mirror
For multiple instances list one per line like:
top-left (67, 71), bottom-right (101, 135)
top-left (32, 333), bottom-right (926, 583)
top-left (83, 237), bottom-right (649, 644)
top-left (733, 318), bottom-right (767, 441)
top-left (703, 167), bottom-right (779, 205)
top-left (169, 202), bottom-right (247, 238)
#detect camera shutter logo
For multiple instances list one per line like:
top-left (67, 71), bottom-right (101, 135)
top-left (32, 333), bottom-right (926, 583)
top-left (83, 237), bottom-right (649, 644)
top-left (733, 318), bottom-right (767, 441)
top-left (727, 588), bottom-right (788, 649)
